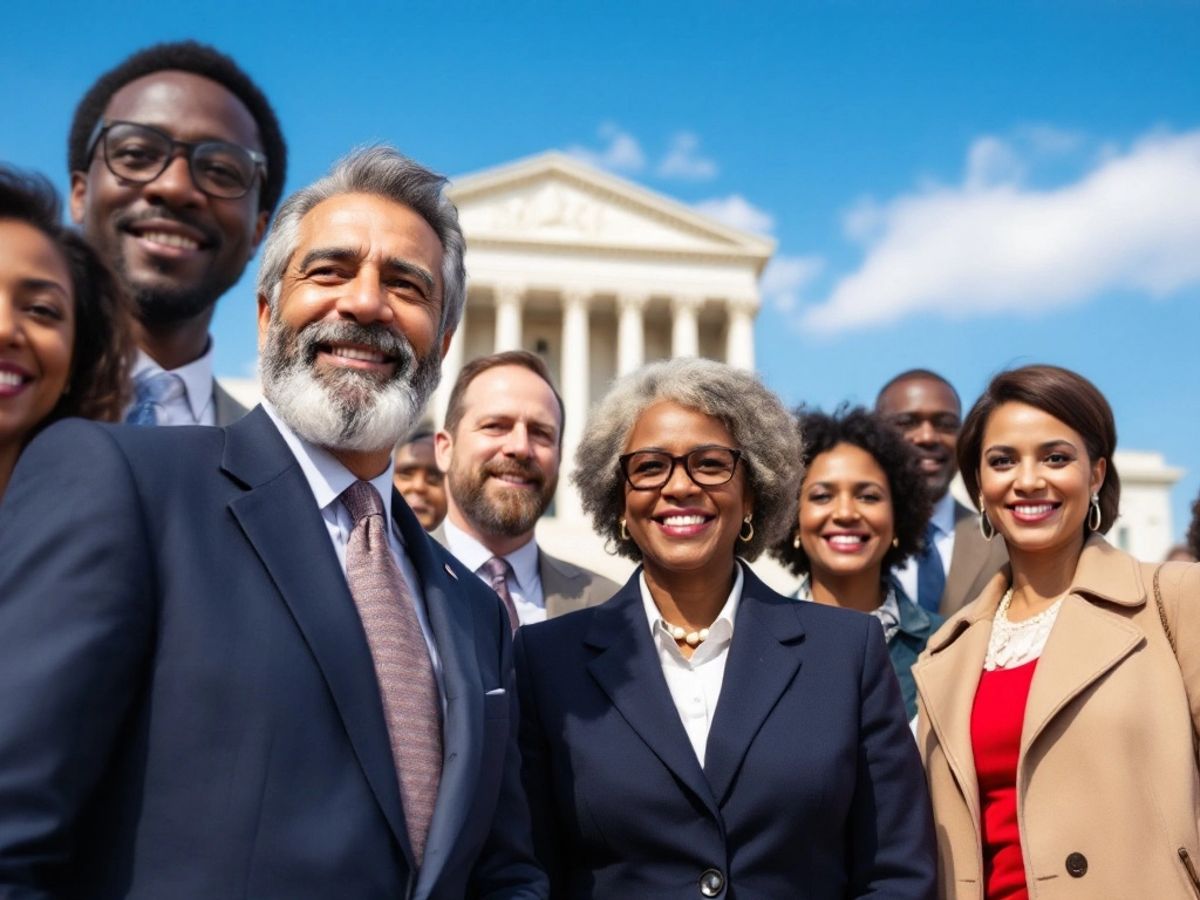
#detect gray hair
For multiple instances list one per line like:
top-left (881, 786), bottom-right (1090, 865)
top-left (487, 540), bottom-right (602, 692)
top-left (256, 145), bottom-right (466, 338)
top-left (573, 357), bottom-right (804, 562)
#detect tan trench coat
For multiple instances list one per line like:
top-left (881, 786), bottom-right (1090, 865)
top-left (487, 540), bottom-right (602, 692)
top-left (913, 536), bottom-right (1200, 898)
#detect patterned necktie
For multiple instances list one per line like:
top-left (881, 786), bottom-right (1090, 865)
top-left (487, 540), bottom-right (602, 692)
top-left (341, 480), bottom-right (442, 865)
top-left (916, 520), bottom-right (947, 613)
top-left (481, 556), bottom-right (520, 633)
top-left (126, 371), bottom-right (185, 426)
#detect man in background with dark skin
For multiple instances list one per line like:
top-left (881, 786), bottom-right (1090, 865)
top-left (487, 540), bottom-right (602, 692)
top-left (876, 369), bottom-right (1007, 615)
top-left (67, 41), bottom-right (287, 426)
top-left (394, 429), bottom-right (448, 532)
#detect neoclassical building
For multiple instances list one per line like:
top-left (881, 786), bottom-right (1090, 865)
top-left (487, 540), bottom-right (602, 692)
top-left (430, 151), bottom-right (774, 526)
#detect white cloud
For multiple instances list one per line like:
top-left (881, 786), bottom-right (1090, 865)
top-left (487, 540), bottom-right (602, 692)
top-left (803, 128), bottom-right (1200, 333)
top-left (657, 131), bottom-right (718, 180)
top-left (566, 122), bottom-right (646, 173)
top-left (694, 194), bottom-right (775, 234)
top-left (761, 254), bottom-right (825, 313)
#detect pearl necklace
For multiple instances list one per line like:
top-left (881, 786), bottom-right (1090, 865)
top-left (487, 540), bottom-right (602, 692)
top-left (984, 587), bottom-right (1065, 671)
top-left (665, 623), bottom-right (710, 647)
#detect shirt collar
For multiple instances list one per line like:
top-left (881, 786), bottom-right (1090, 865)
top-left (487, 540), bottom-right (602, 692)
top-left (132, 344), bottom-right (215, 424)
top-left (929, 491), bottom-right (957, 537)
top-left (442, 517), bottom-right (539, 585)
top-left (262, 401), bottom-right (397, 526)
top-left (640, 562), bottom-right (744, 641)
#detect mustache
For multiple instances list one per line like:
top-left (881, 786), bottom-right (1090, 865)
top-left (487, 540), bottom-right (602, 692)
top-left (484, 459), bottom-right (544, 485)
top-left (297, 320), bottom-right (417, 374)
top-left (114, 208), bottom-right (220, 247)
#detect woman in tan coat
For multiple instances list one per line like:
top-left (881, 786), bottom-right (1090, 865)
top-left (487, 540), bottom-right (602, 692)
top-left (913, 364), bottom-right (1200, 899)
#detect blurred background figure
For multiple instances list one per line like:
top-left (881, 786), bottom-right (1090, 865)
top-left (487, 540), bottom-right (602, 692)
top-left (915, 364), bottom-right (1200, 898)
top-left (772, 407), bottom-right (937, 722)
top-left (1165, 543), bottom-right (1197, 563)
top-left (517, 358), bottom-right (935, 899)
top-left (877, 369), bottom-right (1007, 615)
top-left (0, 165), bottom-right (134, 499)
top-left (392, 427), bottom-right (447, 532)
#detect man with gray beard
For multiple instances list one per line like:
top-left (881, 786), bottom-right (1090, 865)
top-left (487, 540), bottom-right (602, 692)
top-left (434, 351), bottom-right (617, 628)
top-left (0, 147), bottom-right (545, 899)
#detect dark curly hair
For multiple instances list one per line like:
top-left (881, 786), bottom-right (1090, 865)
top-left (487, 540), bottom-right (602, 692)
top-left (1187, 491), bottom-right (1200, 561)
top-left (770, 406), bottom-right (931, 578)
top-left (957, 365), bottom-right (1119, 536)
top-left (68, 40), bottom-right (287, 215)
top-left (0, 165), bottom-right (135, 431)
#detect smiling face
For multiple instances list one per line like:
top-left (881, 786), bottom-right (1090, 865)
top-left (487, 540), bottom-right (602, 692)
top-left (257, 191), bottom-right (450, 455)
top-left (798, 442), bottom-right (894, 583)
top-left (978, 401), bottom-right (1105, 558)
top-left (70, 71), bottom-right (268, 327)
top-left (436, 363), bottom-right (561, 543)
top-left (393, 437), bottom-right (446, 531)
top-left (877, 376), bottom-right (961, 500)
top-left (0, 220), bottom-right (75, 452)
top-left (621, 401), bottom-right (751, 581)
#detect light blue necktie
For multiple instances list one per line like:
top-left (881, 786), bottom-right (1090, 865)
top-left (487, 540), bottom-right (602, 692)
top-left (916, 521), bottom-right (946, 613)
top-left (125, 371), bottom-right (185, 426)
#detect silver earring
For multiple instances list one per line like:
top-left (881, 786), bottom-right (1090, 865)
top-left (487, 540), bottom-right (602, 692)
top-left (1088, 493), bottom-right (1102, 532)
top-left (739, 515), bottom-right (754, 543)
top-left (979, 493), bottom-right (996, 542)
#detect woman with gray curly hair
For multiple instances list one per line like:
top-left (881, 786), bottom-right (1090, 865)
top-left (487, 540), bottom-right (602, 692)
top-left (514, 358), bottom-right (935, 899)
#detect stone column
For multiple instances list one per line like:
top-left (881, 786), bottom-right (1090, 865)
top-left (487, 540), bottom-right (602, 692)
top-left (670, 294), bottom-right (702, 358)
top-left (493, 283), bottom-right (524, 352)
top-left (556, 288), bottom-right (591, 521)
top-left (725, 296), bottom-right (758, 370)
top-left (616, 292), bottom-right (647, 375)
top-left (430, 306), bottom-right (466, 429)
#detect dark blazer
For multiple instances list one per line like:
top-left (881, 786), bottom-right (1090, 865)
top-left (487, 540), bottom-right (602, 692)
top-left (888, 582), bottom-right (944, 721)
top-left (0, 408), bottom-right (545, 899)
top-left (515, 562), bottom-right (936, 899)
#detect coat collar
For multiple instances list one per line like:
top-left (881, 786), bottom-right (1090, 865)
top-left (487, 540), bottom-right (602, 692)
top-left (582, 561), bottom-right (806, 813)
top-left (914, 534), bottom-right (1146, 836)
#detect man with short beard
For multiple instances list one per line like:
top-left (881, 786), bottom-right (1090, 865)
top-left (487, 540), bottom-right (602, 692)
top-left (0, 147), bottom-right (546, 899)
top-left (68, 40), bottom-right (287, 426)
top-left (434, 351), bottom-right (617, 629)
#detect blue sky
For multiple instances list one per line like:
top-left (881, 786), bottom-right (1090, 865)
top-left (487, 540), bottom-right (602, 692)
top-left (3, 1), bottom-right (1199, 537)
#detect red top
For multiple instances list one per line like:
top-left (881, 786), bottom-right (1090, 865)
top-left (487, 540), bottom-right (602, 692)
top-left (970, 659), bottom-right (1038, 900)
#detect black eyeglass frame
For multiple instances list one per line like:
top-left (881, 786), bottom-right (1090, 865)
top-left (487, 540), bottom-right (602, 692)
top-left (618, 445), bottom-right (743, 491)
top-left (84, 119), bottom-right (268, 200)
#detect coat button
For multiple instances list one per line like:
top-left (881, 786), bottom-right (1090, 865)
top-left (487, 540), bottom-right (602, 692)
top-left (699, 868), bottom-right (725, 896)
top-left (1065, 852), bottom-right (1088, 877)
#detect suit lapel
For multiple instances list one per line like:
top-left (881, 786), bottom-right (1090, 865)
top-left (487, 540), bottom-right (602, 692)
top-left (397, 497), bottom-right (482, 899)
top-left (703, 567), bottom-right (806, 806)
top-left (221, 409), bottom-right (410, 856)
top-left (584, 577), bottom-right (720, 820)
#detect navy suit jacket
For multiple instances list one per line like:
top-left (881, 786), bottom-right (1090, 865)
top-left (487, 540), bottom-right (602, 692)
top-left (515, 563), bottom-right (936, 899)
top-left (0, 408), bottom-right (545, 899)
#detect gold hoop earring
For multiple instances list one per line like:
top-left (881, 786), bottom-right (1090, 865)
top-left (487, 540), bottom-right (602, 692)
top-left (619, 518), bottom-right (630, 541)
top-left (739, 515), bottom-right (754, 543)
top-left (978, 493), bottom-right (996, 542)
top-left (1088, 493), bottom-right (1102, 532)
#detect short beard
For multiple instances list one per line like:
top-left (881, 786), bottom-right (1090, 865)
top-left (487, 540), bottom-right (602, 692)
top-left (448, 458), bottom-right (557, 538)
top-left (131, 282), bottom-right (220, 327)
top-left (259, 315), bottom-right (441, 454)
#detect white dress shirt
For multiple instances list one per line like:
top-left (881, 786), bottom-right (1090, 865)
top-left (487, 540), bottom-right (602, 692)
top-left (128, 345), bottom-right (217, 425)
top-left (893, 491), bottom-right (958, 602)
top-left (263, 402), bottom-right (445, 702)
top-left (640, 564), bottom-right (744, 767)
top-left (441, 518), bottom-right (547, 625)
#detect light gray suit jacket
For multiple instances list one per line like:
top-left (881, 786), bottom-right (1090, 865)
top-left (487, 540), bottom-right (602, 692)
top-left (938, 499), bottom-right (1008, 616)
top-left (430, 525), bottom-right (618, 619)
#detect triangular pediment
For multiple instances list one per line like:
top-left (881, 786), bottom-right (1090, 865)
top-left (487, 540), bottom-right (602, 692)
top-left (447, 151), bottom-right (774, 263)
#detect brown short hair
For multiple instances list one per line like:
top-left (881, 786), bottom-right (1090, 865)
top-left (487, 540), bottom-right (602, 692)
top-left (442, 350), bottom-right (564, 441)
top-left (958, 365), bottom-right (1120, 534)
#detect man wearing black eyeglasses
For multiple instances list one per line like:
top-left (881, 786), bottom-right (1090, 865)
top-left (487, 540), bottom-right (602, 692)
top-left (67, 40), bottom-right (287, 426)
